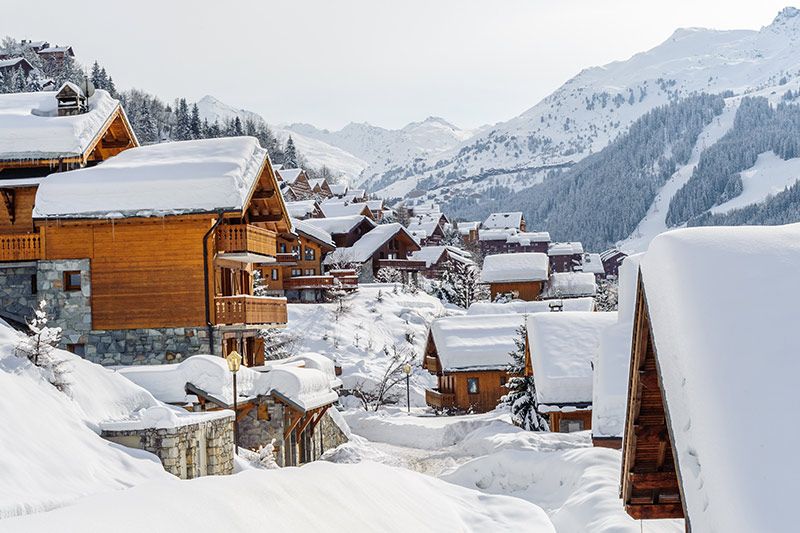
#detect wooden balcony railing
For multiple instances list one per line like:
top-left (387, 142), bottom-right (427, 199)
top-left (0, 233), bottom-right (43, 262)
top-left (276, 252), bottom-right (298, 263)
top-left (283, 275), bottom-right (335, 290)
top-left (330, 269), bottom-right (359, 288)
top-left (214, 295), bottom-right (287, 326)
top-left (216, 224), bottom-right (277, 258)
top-left (376, 258), bottom-right (427, 271)
top-left (425, 389), bottom-right (455, 409)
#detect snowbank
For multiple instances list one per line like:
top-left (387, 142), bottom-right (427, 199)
top-left (34, 137), bottom-right (268, 219)
top-left (542, 272), bottom-right (597, 298)
top-left (467, 298), bottom-right (595, 315)
top-left (0, 462), bottom-right (553, 533)
top-left (429, 314), bottom-right (524, 371)
top-left (640, 223), bottom-right (800, 532)
top-left (480, 252), bottom-right (549, 283)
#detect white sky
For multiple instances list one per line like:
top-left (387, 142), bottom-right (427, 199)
top-left (0, 1), bottom-right (792, 130)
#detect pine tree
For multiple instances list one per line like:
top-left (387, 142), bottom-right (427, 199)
top-left (136, 100), bottom-right (159, 144)
top-left (25, 69), bottom-right (43, 92)
top-left (174, 98), bottom-right (191, 140)
top-left (253, 269), bottom-right (269, 296)
top-left (15, 300), bottom-right (71, 394)
top-left (502, 321), bottom-right (548, 431)
top-left (189, 103), bottom-right (201, 139)
top-left (90, 61), bottom-right (103, 88)
top-left (284, 135), bottom-right (298, 167)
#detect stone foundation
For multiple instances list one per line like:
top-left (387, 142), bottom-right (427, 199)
top-left (0, 262), bottom-right (38, 323)
top-left (84, 326), bottom-right (223, 365)
top-left (101, 413), bottom-right (234, 479)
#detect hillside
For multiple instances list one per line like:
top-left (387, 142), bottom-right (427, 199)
top-left (373, 8), bottom-right (800, 212)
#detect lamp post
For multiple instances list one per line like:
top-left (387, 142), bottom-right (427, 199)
top-left (402, 362), bottom-right (412, 414)
top-left (226, 349), bottom-right (242, 454)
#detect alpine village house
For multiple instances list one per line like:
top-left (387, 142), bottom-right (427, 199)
top-left (0, 86), bottom-right (295, 366)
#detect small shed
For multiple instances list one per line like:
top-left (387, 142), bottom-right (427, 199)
top-left (480, 252), bottom-right (549, 301)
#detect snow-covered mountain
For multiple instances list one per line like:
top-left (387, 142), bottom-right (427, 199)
top-left (373, 7), bottom-right (800, 203)
top-left (195, 95), bottom-right (368, 181)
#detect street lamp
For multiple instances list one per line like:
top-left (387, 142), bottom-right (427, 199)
top-left (226, 349), bottom-right (242, 454)
top-left (402, 362), bottom-right (412, 414)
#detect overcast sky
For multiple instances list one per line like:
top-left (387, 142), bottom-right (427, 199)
top-left (0, 1), bottom-right (792, 130)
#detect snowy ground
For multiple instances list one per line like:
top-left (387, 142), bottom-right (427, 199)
top-left (329, 409), bottom-right (683, 533)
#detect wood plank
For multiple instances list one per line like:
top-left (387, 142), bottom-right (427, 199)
top-left (626, 503), bottom-right (684, 520)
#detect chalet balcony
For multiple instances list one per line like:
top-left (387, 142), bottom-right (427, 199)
top-left (216, 224), bottom-right (277, 263)
top-left (276, 252), bottom-right (298, 264)
top-left (0, 233), bottom-right (43, 262)
top-left (330, 269), bottom-right (359, 288)
top-left (376, 258), bottom-right (427, 271)
top-left (214, 295), bottom-right (287, 326)
top-left (283, 275), bottom-right (335, 290)
top-left (424, 355), bottom-right (440, 371)
top-left (425, 388), bottom-right (455, 410)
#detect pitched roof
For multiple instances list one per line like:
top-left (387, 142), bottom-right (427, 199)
top-left (456, 221), bottom-right (480, 234)
top-left (277, 168), bottom-right (303, 183)
top-left (506, 231), bottom-right (551, 245)
top-left (527, 311), bottom-right (617, 406)
top-left (284, 200), bottom-right (319, 219)
top-left (324, 223), bottom-right (418, 264)
top-left (483, 211), bottom-right (523, 230)
top-left (541, 272), bottom-right (597, 298)
top-left (0, 57), bottom-right (32, 70)
top-left (638, 224), bottom-right (800, 531)
top-left (34, 137), bottom-right (268, 219)
top-left (409, 245), bottom-right (472, 268)
top-left (480, 253), bottom-right (549, 283)
top-left (0, 89), bottom-right (122, 162)
top-left (320, 201), bottom-right (371, 218)
top-left (303, 214), bottom-right (375, 236)
top-left (548, 242), bottom-right (584, 256)
top-left (429, 314), bottom-right (524, 371)
top-left (579, 253), bottom-right (605, 274)
top-left (329, 183), bottom-right (348, 195)
top-left (291, 217), bottom-right (334, 248)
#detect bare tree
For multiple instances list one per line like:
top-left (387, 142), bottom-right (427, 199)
top-left (352, 343), bottom-right (416, 411)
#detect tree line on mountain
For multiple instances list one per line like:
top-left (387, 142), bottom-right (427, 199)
top-left (666, 97), bottom-right (800, 226)
top-left (445, 94), bottom-right (726, 250)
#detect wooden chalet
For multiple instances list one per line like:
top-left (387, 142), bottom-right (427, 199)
top-left (580, 252), bottom-right (607, 280)
top-left (525, 311), bottom-right (617, 432)
top-left (37, 45), bottom-right (75, 64)
top-left (308, 178), bottom-right (333, 199)
top-left (0, 57), bottom-right (34, 77)
top-left (277, 168), bottom-right (314, 201)
top-left (480, 252), bottom-right (550, 301)
top-left (319, 200), bottom-right (374, 219)
top-left (456, 221), bottom-right (480, 245)
top-left (407, 219), bottom-right (445, 246)
top-left (365, 199), bottom-right (386, 221)
top-left (323, 223), bottom-right (424, 283)
top-left (303, 215), bottom-right (376, 248)
top-left (409, 245), bottom-right (473, 278)
top-left (423, 314), bottom-right (524, 413)
top-left (13, 137), bottom-right (291, 366)
top-left (600, 248), bottom-right (627, 278)
top-left (621, 224), bottom-right (800, 530)
top-left (478, 228), bottom-right (551, 256)
top-left (483, 211), bottom-right (526, 232)
top-left (548, 242), bottom-right (585, 273)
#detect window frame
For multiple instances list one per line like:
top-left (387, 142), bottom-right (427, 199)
top-left (63, 271), bottom-right (82, 292)
top-left (466, 377), bottom-right (479, 395)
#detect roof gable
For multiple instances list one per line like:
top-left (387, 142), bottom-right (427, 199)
top-left (430, 314), bottom-right (524, 371)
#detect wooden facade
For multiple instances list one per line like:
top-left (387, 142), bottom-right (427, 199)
top-left (259, 227), bottom-right (339, 300)
top-left (369, 229), bottom-right (425, 280)
top-left (488, 280), bottom-right (544, 301)
top-left (620, 277), bottom-right (685, 521)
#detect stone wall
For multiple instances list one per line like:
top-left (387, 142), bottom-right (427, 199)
top-left (36, 259), bottom-right (92, 348)
top-left (0, 262), bottom-right (38, 323)
top-left (84, 326), bottom-right (222, 365)
top-left (101, 414), bottom-right (234, 479)
top-left (238, 395), bottom-right (287, 465)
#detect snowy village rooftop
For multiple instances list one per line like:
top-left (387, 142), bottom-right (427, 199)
top-left (591, 254), bottom-right (640, 440)
top-left (542, 272), bottom-right (597, 299)
top-left (548, 242), bottom-right (584, 256)
top-left (527, 311), bottom-right (617, 408)
top-left (0, 88), bottom-right (121, 162)
top-left (480, 252), bottom-right (549, 283)
top-left (409, 246), bottom-right (472, 268)
top-left (303, 214), bottom-right (375, 236)
top-left (291, 217), bottom-right (335, 248)
top-left (32, 137), bottom-right (269, 219)
top-left (320, 201), bottom-right (370, 218)
top-left (429, 314), bottom-right (525, 372)
top-left (506, 232), bottom-right (551, 245)
top-left (285, 200), bottom-right (319, 218)
top-left (324, 223), bottom-right (416, 264)
top-left (482, 211), bottom-right (523, 230)
top-left (467, 297), bottom-right (595, 315)
top-left (637, 223), bottom-right (800, 532)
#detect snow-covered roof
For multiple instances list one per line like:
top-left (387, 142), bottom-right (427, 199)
top-left (482, 212), bottom-right (523, 230)
top-left (430, 314), bottom-right (524, 371)
top-left (579, 253), bottom-right (605, 274)
top-left (0, 57), bottom-right (30, 69)
top-left (38, 46), bottom-right (73, 54)
top-left (542, 272), bottom-right (597, 298)
top-left (324, 223), bottom-right (418, 264)
top-left (407, 220), bottom-right (440, 237)
top-left (478, 228), bottom-right (516, 241)
top-left (548, 242), bottom-right (584, 256)
top-left (599, 248), bottom-right (626, 262)
top-left (0, 89), bottom-right (122, 162)
top-left (117, 354), bottom-right (337, 412)
top-left (506, 231), bottom-right (551, 245)
top-left (320, 201), bottom-right (371, 218)
top-left (366, 199), bottom-right (384, 211)
top-left (410, 245), bottom-right (472, 268)
top-left (329, 183), bottom-right (348, 195)
top-left (591, 254), bottom-right (641, 439)
top-left (307, 178), bottom-right (327, 189)
top-left (344, 189), bottom-right (365, 201)
top-left (456, 221), bottom-right (480, 234)
top-left (285, 200), bottom-right (319, 219)
top-left (409, 229), bottom-right (427, 243)
top-left (33, 137), bottom-right (268, 219)
top-left (480, 253), bottom-right (549, 283)
top-left (527, 311), bottom-right (617, 406)
top-left (639, 224), bottom-right (800, 531)
top-left (277, 168), bottom-right (303, 183)
top-left (291, 217), bottom-right (334, 248)
top-left (467, 297), bottom-right (595, 315)
top-left (303, 214), bottom-right (375, 235)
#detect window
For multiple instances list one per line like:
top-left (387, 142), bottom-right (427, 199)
top-left (63, 271), bottom-right (81, 291)
top-left (499, 376), bottom-right (506, 388)
top-left (291, 268), bottom-right (302, 277)
top-left (279, 243), bottom-right (287, 253)
top-left (559, 418), bottom-right (585, 433)
top-left (292, 245), bottom-right (300, 256)
top-left (304, 247), bottom-right (315, 261)
top-left (66, 343), bottom-right (85, 357)
top-left (304, 268), bottom-right (315, 276)
top-left (30, 274), bottom-right (37, 294)
top-left (271, 269), bottom-right (279, 280)
top-left (467, 378), bottom-right (479, 395)
top-left (388, 252), bottom-right (397, 260)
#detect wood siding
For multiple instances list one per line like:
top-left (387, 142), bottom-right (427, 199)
top-left (435, 371), bottom-right (508, 413)
top-left (0, 186), bottom-right (37, 234)
top-left (489, 281), bottom-right (543, 301)
top-left (548, 410), bottom-right (593, 433)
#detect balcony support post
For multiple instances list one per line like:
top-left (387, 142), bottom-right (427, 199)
top-left (203, 211), bottom-right (225, 354)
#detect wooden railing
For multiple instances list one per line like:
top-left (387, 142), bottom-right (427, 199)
top-left (376, 258), bottom-right (427, 270)
top-left (216, 224), bottom-right (277, 258)
top-left (0, 233), bottom-right (43, 262)
top-left (425, 389), bottom-right (455, 409)
top-left (276, 252), bottom-right (298, 263)
top-left (283, 275), bottom-right (335, 290)
top-left (330, 269), bottom-right (359, 288)
top-left (214, 295), bottom-right (287, 325)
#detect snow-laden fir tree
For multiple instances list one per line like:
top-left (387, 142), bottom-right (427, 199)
top-left (376, 266), bottom-right (403, 283)
top-left (189, 104), bottom-right (202, 140)
top-left (283, 136), bottom-right (299, 168)
top-left (253, 268), bottom-right (269, 296)
top-left (437, 260), bottom-right (482, 308)
top-left (16, 300), bottom-right (71, 394)
top-left (502, 320), bottom-right (548, 431)
top-left (595, 278), bottom-right (618, 311)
